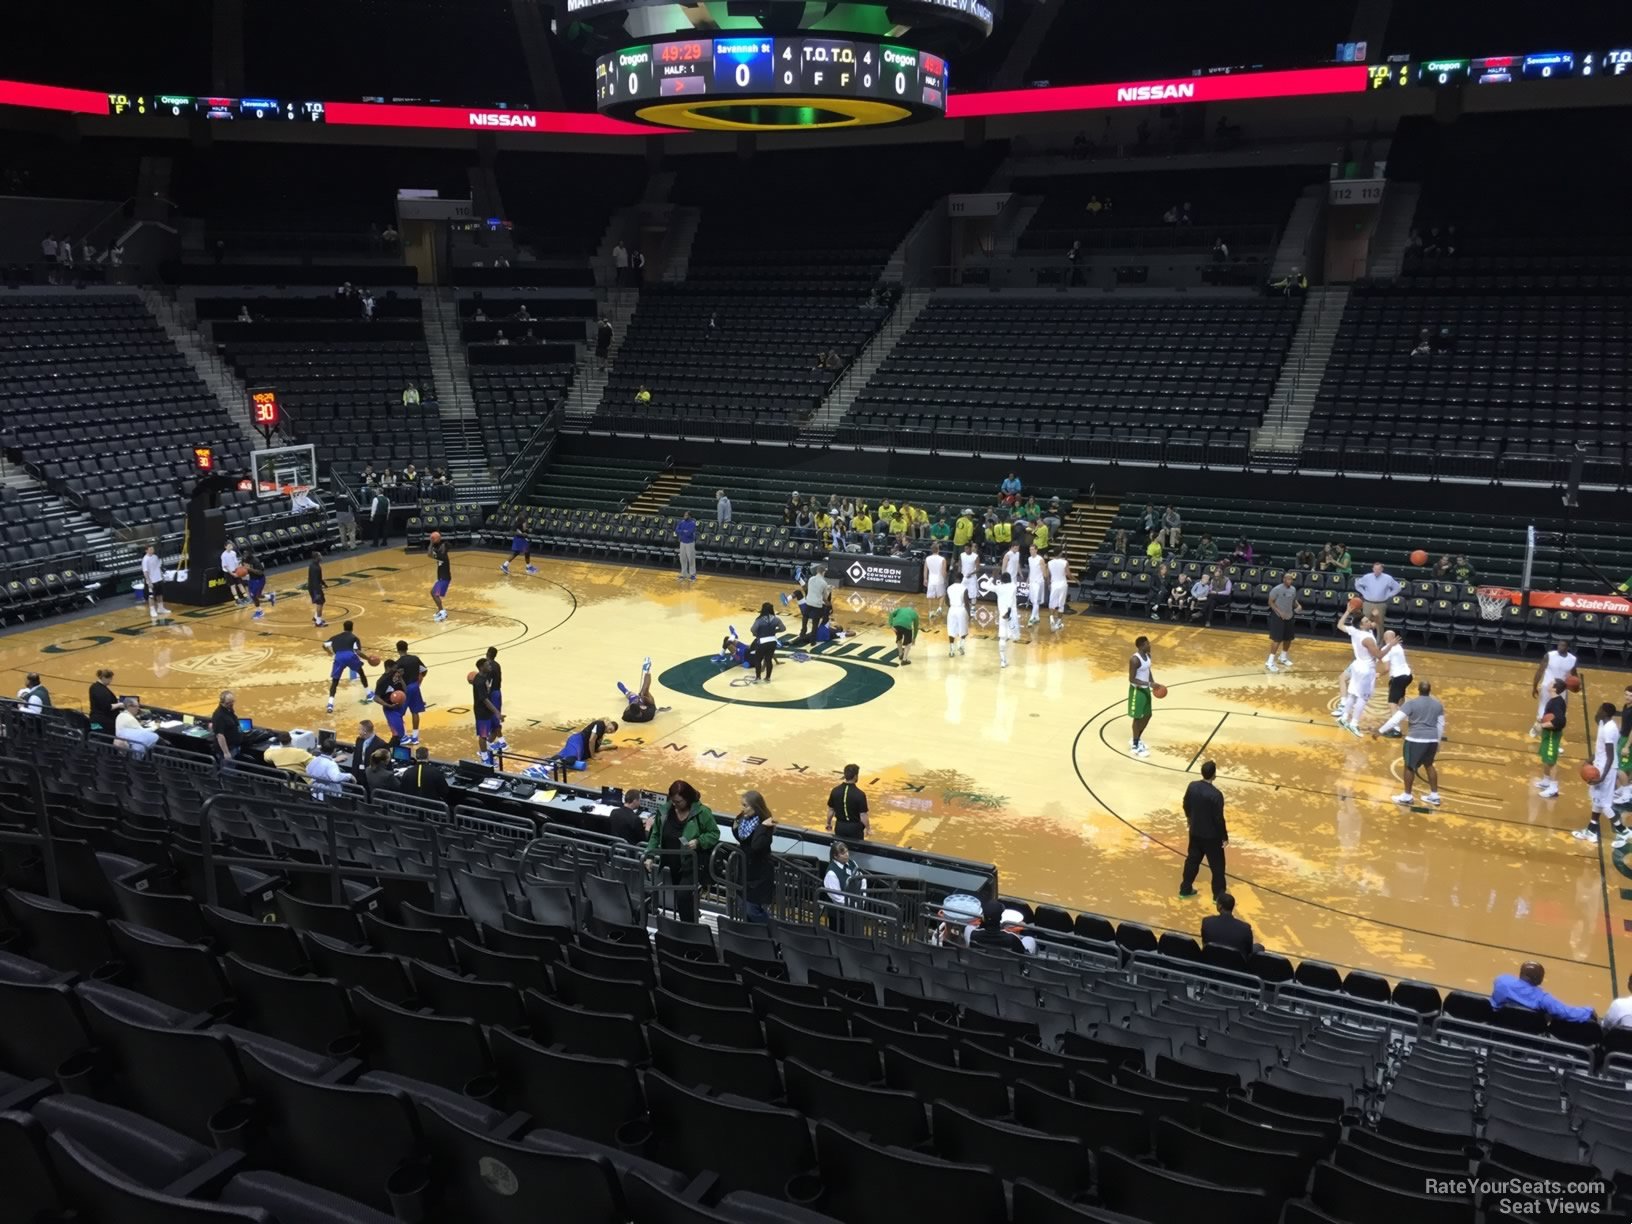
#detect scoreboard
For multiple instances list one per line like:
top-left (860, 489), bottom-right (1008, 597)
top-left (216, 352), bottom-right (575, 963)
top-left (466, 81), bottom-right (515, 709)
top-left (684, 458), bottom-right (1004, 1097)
top-left (596, 36), bottom-right (948, 126)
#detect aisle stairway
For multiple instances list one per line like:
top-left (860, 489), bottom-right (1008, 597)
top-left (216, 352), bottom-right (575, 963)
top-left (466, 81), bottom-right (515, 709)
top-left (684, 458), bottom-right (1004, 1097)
top-left (423, 293), bottom-right (484, 481)
top-left (804, 289), bottom-right (933, 439)
top-left (627, 467), bottom-right (694, 516)
top-left (1251, 286), bottom-right (1349, 455)
top-left (1063, 497), bottom-right (1117, 576)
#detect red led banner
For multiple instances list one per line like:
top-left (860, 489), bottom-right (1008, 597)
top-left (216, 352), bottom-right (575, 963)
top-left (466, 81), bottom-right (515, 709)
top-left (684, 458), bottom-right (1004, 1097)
top-left (0, 79), bottom-right (110, 114)
top-left (323, 101), bottom-right (656, 136)
top-left (947, 65), bottom-right (1370, 119)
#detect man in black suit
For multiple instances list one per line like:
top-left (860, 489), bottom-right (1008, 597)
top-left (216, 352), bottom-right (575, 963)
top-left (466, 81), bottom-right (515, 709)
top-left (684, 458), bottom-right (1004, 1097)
top-left (1200, 892), bottom-right (1258, 957)
top-left (1178, 759), bottom-right (1228, 899)
top-left (351, 718), bottom-right (387, 778)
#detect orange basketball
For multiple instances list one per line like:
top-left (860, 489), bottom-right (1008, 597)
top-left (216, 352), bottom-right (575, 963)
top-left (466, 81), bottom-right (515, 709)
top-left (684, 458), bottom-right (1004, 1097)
top-left (388, 690), bottom-right (406, 707)
top-left (1565, 674), bottom-right (1582, 692)
top-left (366, 655), bottom-right (381, 667)
top-left (1582, 763), bottom-right (1603, 784)
top-left (430, 531), bottom-right (443, 543)
top-left (1152, 684), bottom-right (1168, 699)
top-left (233, 565), bottom-right (249, 578)
top-left (467, 670), bottom-right (479, 683)
top-left (1409, 549), bottom-right (1428, 566)
top-left (1347, 596), bottom-right (1364, 612)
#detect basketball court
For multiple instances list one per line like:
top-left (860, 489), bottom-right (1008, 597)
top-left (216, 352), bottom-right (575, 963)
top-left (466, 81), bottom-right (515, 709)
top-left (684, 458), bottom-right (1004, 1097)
top-left (4, 546), bottom-right (1627, 1008)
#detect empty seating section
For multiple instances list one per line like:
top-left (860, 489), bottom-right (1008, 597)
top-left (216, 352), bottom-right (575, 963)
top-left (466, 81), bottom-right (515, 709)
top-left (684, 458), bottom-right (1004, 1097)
top-left (1089, 494), bottom-right (1632, 660)
top-left (0, 0), bottom-right (209, 93)
top-left (1015, 166), bottom-right (1317, 260)
top-left (1308, 114), bottom-right (1632, 478)
top-left (600, 150), bottom-right (985, 433)
top-left (495, 154), bottom-right (649, 258)
top-left (0, 294), bottom-right (252, 530)
top-left (219, 318), bottom-right (442, 475)
top-left (242, 0), bottom-right (531, 106)
top-left (4, 724), bottom-right (1632, 1224)
top-left (1027, 1), bottom-right (1353, 87)
top-left (839, 294), bottom-right (1299, 458)
top-left (457, 294), bottom-right (589, 454)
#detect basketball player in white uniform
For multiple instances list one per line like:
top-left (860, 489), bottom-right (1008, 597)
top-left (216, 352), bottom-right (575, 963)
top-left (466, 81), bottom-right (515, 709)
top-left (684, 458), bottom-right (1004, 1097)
top-left (1576, 702), bottom-right (1630, 846)
top-left (945, 574), bottom-right (970, 657)
top-left (993, 572), bottom-right (1021, 668)
top-left (1530, 640), bottom-right (1579, 737)
top-left (923, 543), bottom-right (947, 620)
top-left (1046, 551), bottom-right (1069, 631)
top-left (140, 545), bottom-right (170, 620)
top-left (1336, 607), bottom-right (1380, 735)
top-left (959, 542), bottom-right (981, 586)
top-left (1378, 630), bottom-right (1413, 736)
top-left (1002, 542), bottom-right (1022, 586)
top-left (1026, 545), bottom-right (1047, 626)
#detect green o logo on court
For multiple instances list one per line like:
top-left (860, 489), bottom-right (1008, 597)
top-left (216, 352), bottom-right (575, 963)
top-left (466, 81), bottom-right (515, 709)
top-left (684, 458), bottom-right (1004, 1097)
top-left (660, 652), bottom-right (895, 711)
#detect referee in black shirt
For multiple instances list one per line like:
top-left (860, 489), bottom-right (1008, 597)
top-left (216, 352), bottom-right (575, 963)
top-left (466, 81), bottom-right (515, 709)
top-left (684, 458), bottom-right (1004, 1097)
top-left (1178, 760), bottom-right (1228, 899)
top-left (827, 763), bottom-right (870, 843)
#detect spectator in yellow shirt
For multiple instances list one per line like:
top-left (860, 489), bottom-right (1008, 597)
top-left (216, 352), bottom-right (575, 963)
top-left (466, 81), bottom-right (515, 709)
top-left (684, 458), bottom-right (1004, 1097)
top-left (877, 499), bottom-right (897, 524)
top-left (991, 519), bottom-right (1012, 546)
top-left (953, 513), bottom-right (975, 547)
top-left (852, 511), bottom-right (873, 535)
top-left (1032, 521), bottom-right (1051, 550)
top-left (814, 511), bottom-right (833, 536)
top-left (909, 504), bottom-right (929, 539)
top-left (1145, 537), bottom-right (1164, 561)
top-left (889, 513), bottom-right (909, 540)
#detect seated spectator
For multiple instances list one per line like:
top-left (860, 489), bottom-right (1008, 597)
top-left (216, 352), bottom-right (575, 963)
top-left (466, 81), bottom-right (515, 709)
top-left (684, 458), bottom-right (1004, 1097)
top-left (1201, 893), bottom-right (1260, 956)
top-left (1195, 533), bottom-right (1218, 562)
top-left (969, 898), bottom-right (1028, 954)
top-left (264, 731), bottom-right (314, 773)
top-left (1202, 567), bottom-right (1231, 625)
top-left (1605, 974), bottom-right (1632, 1032)
top-left (851, 509), bottom-right (873, 537)
top-left (1144, 535), bottom-right (1163, 562)
top-left (1295, 548), bottom-right (1316, 570)
top-left (402, 382), bottom-right (422, 407)
top-left (515, 304), bottom-right (532, 322)
top-left (1211, 237), bottom-right (1230, 263)
top-left (1043, 498), bottom-right (1063, 531)
top-left (1434, 553), bottom-right (1455, 579)
top-left (473, 306), bottom-right (487, 322)
top-left (1112, 528), bottom-right (1129, 557)
top-left (1491, 962), bottom-right (1595, 1022)
top-left (1332, 542), bottom-right (1353, 577)
top-left (929, 516), bottom-right (950, 543)
top-left (1231, 538), bottom-right (1254, 563)
top-left (1190, 571), bottom-right (1212, 611)
top-left (1452, 555), bottom-right (1475, 584)
top-left (290, 487), bottom-right (319, 514)
top-left (814, 509), bottom-right (833, 538)
top-left (1000, 471), bottom-right (1022, 505)
top-left (1085, 194), bottom-right (1102, 214)
top-left (1164, 569), bottom-right (1196, 622)
top-left (361, 463), bottom-right (378, 486)
top-left (306, 743), bottom-right (347, 801)
top-left (793, 508), bottom-right (815, 539)
top-left (1410, 328), bottom-right (1432, 357)
top-left (114, 697), bottom-right (160, 758)
top-left (634, 386), bottom-right (652, 405)
top-left (1160, 505), bottom-right (1182, 548)
top-left (237, 305), bottom-right (254, 323)
top-left (496, 330), bottom-right (509, 346)
top-left (363, 748), bottom-right (396, 795)
top-left (1162, 205), bottom-right (1179, 225)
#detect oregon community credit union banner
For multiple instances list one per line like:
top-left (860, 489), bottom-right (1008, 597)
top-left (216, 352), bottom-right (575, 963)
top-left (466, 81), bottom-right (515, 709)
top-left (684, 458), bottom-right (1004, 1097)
top-left (831, 553), bottom-right (922, 593)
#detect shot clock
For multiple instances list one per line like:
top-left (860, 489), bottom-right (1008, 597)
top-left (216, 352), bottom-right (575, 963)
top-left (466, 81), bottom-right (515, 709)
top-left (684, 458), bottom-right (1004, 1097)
top-left (596, 35), bottom-right (948, 129)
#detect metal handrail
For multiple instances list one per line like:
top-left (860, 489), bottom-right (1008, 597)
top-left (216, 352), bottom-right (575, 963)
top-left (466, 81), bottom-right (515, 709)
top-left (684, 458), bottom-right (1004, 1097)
top-left (0, 754), bottom-right (59, 900)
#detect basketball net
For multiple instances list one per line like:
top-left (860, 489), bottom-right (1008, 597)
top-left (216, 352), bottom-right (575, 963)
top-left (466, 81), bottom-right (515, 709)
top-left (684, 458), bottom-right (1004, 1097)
top-left (1475, 586), bottom-right (1513, 622)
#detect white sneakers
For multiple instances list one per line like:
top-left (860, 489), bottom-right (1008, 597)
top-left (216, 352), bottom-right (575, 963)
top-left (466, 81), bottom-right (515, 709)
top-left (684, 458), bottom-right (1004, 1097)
top-left (325, 700), bottom-right (334, 713)
top-left (1266, 659), bottom-right (1279, 672)
top-left (1423, 792), bottom-right (1441, 806)
top-left (1278, 654), bottom-right (1293, 668)
top-left (433, 609), bottom-right (448, 622)
top-left (1393, 792), bottom-right (1414, 805)
top-left (1573, 827), bottom-right (1599, 843)
top-left (1129, 740), bottom-right (1150, 757)
top-left (1397, 792), bottom-right (1442, 807)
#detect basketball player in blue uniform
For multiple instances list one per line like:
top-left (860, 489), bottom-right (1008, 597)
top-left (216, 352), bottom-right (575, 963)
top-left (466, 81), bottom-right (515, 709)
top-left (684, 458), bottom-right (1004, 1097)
top-left (324, 620), bottom-right (374, 714)
top-left (429, 533), bottom-right (451, 622)
top-left (244, 551), bottom-right (273, 620)
top-left (375, 665), bottom-right (408, 742)
top-left (471, 658), bottom-right (503, 765)
top-left (483, 646), bottom-right (508, 752)
top-left (393, 639), bottom-right (427, 745)
top-left (501, 522), bottom-right (537, 575)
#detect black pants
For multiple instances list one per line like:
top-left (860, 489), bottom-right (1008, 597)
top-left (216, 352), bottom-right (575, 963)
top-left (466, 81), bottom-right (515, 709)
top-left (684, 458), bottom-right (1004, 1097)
top-left (752, 640), bottom-right (776, 680)
top-left (662, 863), bottom-right (699, 924)
top-left (371, 513), bottom-right (390, 545)
top-left (1180, 837), bottom-right (1226, 897)
top-left (799, 604), bottom-right (829, 638)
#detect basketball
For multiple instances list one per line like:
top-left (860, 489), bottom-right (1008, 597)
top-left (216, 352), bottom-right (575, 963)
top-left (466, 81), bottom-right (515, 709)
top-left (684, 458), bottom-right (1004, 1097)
top-left (388, 691), bottom-right (406, 707)
top-left (1566, 675), bottom-right (1582, 692)
top-left (1582, 763), bottom-right (1603, 784)
top-left (1409, 549), bottom-right (1428, 566)
top-left (233, 565), bottom-right (249, 578)
top-left (467, 670), bottom-right (478, 683)
top-left (1347, 596), bottom-right (1364, 612)
top-left (1152, 684), bottom-right (1168, 699)
top-left (366, 655), bottom-right (381, 667)
top-left (430, 531), bottom-right (443, 543)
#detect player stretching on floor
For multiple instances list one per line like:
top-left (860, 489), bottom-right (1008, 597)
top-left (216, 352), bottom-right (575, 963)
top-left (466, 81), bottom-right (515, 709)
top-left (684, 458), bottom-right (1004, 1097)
top-left (1530, 640), bottom-right (1580, 737)
top-left (618, 657), bottom-right (659, 723)
top-left (307, 550), bottom-right (327, 627)
top-left (429, 532), bottom-right (451, 622)
top-left (470, 658), bottom-right (504, 765)
top-left (393, 640), bottom-right (427, 745)
top-left (1336, 606), bottom-right (1381, 735)
top-left (945, 571), bottom-right (971, 656)
top-left (994, 572), bottom-right (1020, 668)
top-left (484, 646), bottom-right (507, 753)
top-left (376, 666), bottom-right (408, 742)
top-left (324, 620), bottom-right (374, 713)
top-left (1127, 635), bottom-right (1157, 756)
top-left (555, 716), bottom-right (618, 771)
top-left (923, 543), bottom-right (947, 620)
top-left (1046, 550), bottom-right (1069, 632)
top-left (501, 523), bottom-right (537, 576)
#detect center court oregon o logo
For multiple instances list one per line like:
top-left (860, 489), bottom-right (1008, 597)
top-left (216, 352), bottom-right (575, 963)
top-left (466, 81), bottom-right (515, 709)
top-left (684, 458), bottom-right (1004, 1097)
top-left (659, 650), bottom-right (896, 712)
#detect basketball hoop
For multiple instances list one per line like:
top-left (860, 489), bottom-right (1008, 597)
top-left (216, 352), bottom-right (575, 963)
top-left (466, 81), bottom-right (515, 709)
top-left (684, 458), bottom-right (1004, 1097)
top-left (1476, 586), bottom-right (1514, 622)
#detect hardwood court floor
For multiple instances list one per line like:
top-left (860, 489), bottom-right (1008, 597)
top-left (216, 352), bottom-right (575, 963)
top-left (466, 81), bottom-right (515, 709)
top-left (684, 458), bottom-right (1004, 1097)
top-left (4, 547), bottom-right (1628, 1008)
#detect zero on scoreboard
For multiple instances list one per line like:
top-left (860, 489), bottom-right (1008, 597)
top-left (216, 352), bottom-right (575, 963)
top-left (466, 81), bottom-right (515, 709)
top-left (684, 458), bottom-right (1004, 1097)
top-left (713, 38), bottom-right (775, 92)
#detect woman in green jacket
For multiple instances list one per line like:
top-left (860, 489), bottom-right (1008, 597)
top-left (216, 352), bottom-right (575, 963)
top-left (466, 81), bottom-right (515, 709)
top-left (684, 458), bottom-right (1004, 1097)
top-left (644, 779), bottom-right (720, 923)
